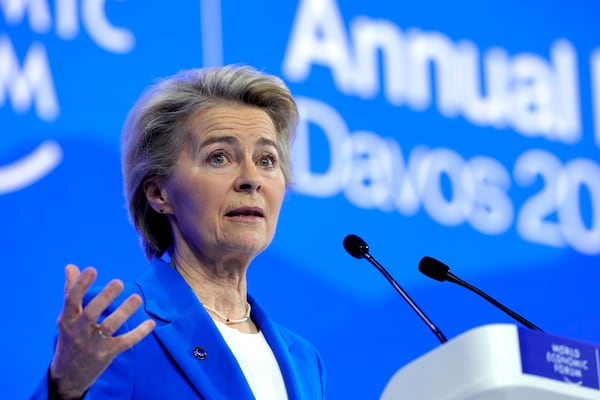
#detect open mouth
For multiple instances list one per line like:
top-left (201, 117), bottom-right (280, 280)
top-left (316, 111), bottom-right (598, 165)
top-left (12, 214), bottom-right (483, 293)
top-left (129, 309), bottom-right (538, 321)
top-left (225, 207), bottom-right (264, 217)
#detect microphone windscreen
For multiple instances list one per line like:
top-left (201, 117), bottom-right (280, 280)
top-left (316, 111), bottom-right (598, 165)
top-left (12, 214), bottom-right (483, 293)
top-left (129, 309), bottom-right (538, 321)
top-left (343, 234), bottom-right (369, 259)
top-left (419, 256), bottom-right (450, 282)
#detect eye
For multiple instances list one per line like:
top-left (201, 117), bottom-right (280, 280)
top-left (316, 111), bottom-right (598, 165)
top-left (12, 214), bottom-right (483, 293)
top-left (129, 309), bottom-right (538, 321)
top-left (258, 153), bottom-right (277, 169)
top-left (208, 151), bottom-right (229, 166)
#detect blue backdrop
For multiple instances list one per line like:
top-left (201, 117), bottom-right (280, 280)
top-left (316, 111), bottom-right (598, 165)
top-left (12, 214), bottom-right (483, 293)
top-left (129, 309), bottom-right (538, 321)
top-left (3, 1), bottom-right (600, 398)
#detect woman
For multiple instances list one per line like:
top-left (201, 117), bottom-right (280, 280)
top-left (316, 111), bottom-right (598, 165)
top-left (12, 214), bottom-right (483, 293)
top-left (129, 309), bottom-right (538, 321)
top-left (31, 65), bottom-right (326, 399)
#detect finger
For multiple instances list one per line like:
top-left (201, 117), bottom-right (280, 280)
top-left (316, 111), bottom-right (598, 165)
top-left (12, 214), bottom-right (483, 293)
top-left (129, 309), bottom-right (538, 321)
top-left (62, 267), bottom-right (98, 319)
top-left (82, 279), bottom-right (125, 324)
top-left (111, 319), bottom-right (156, 354)
top-left (95, 294), bottom-right (144, 335)
top-left (64, 264), bottom-right (81, 294)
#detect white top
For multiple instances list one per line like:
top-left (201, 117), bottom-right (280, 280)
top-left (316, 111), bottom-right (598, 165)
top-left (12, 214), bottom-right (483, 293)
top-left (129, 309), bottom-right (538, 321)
top-left (214, 321), bottom-right (288, 400)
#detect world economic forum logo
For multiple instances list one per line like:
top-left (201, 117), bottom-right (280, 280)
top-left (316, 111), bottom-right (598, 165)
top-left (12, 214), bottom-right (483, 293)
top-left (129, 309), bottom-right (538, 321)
top-left (0, 0), bottom-right (224, 195)
top-left (0, 141), bottom-right (62, 195)
top-left (0, 0), bottom-right (136, 194)
top-left (0, 35), bottom-right (64, 195)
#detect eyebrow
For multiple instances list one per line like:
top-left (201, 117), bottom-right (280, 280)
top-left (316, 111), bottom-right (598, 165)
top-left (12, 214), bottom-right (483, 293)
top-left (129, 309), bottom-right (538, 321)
top-left (197, 135), bottom-right (279, 150)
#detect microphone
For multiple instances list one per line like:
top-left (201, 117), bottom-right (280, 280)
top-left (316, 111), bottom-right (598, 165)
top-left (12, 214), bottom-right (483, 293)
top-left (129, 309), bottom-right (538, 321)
top-left (418, 256), bottom-right (543, 331)
top-left (343, 234), bottom-right (448, 344)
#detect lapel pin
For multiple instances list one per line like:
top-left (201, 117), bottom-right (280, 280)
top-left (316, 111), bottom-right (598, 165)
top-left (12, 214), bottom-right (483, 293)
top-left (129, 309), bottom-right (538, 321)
top-left (192, 345), bottom-right (208, 360)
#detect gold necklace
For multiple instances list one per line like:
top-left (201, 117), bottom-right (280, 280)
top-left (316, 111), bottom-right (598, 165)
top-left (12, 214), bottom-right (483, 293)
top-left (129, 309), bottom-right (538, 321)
top-left (203, 302), bottom-right (251, 324)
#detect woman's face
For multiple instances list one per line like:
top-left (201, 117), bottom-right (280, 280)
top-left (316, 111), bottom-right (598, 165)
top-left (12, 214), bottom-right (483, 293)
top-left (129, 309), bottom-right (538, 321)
top-left (159, 105), bottom-right (286, 263)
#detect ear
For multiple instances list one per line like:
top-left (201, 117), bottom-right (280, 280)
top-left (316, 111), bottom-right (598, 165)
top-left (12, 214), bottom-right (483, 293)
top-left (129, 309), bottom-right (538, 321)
top-left (144, 176), bottom-right (171, 214)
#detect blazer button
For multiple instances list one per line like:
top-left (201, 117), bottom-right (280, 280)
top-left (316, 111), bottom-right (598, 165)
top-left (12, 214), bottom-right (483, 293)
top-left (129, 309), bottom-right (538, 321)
top-left (192, 346), bottom-right (208, 360)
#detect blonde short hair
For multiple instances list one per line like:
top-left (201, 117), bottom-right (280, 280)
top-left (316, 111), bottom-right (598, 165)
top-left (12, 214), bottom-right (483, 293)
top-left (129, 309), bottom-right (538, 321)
top-left (121, 65), bottom-right (298, 260)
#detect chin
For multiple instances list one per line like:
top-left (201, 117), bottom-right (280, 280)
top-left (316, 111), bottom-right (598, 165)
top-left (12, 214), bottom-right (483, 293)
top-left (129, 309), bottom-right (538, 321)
top-left (229, 233), bottom-right (271, 255)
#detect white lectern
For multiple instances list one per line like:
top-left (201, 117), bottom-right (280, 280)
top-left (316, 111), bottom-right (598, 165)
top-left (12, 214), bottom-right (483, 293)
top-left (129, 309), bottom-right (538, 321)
top-left (380, 324), bottom-right (600, 400)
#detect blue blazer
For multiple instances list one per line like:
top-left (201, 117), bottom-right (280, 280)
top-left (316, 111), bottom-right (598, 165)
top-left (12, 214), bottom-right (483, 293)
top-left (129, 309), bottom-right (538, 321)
top-left (31, 258), bottom-right (326, 399)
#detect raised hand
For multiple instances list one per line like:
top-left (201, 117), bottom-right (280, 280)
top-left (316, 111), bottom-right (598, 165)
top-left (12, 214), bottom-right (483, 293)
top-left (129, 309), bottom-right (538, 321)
top-left (49, 265), bottom-right (156, 399)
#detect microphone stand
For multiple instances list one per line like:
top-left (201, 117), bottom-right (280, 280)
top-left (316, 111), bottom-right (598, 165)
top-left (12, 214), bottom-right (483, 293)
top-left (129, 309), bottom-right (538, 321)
top-left (364, 252), bottom-right (448, 343)
top-left (446, 271), bottom-right (543, 331)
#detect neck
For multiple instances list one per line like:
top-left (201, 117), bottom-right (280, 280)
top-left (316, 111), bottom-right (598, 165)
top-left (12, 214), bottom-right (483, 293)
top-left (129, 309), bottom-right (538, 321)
top-left (169, 247), bottom-right (249, 316)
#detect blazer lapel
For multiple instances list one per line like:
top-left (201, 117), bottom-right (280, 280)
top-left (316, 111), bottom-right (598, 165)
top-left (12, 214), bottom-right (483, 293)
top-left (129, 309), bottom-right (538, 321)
top-left (250, 298), bottom-right (310, 400)
top-left (137, 258), bottom-right (255, 400)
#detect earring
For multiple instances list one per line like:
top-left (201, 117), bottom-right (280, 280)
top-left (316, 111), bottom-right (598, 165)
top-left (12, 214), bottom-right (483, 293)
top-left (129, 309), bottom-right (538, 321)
top-left (159, 207), bottom-right (165, 213)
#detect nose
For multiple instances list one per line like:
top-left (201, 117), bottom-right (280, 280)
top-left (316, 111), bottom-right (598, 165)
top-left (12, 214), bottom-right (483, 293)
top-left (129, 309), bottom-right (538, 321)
top-left (234, 159), bottom-right (262, 192)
